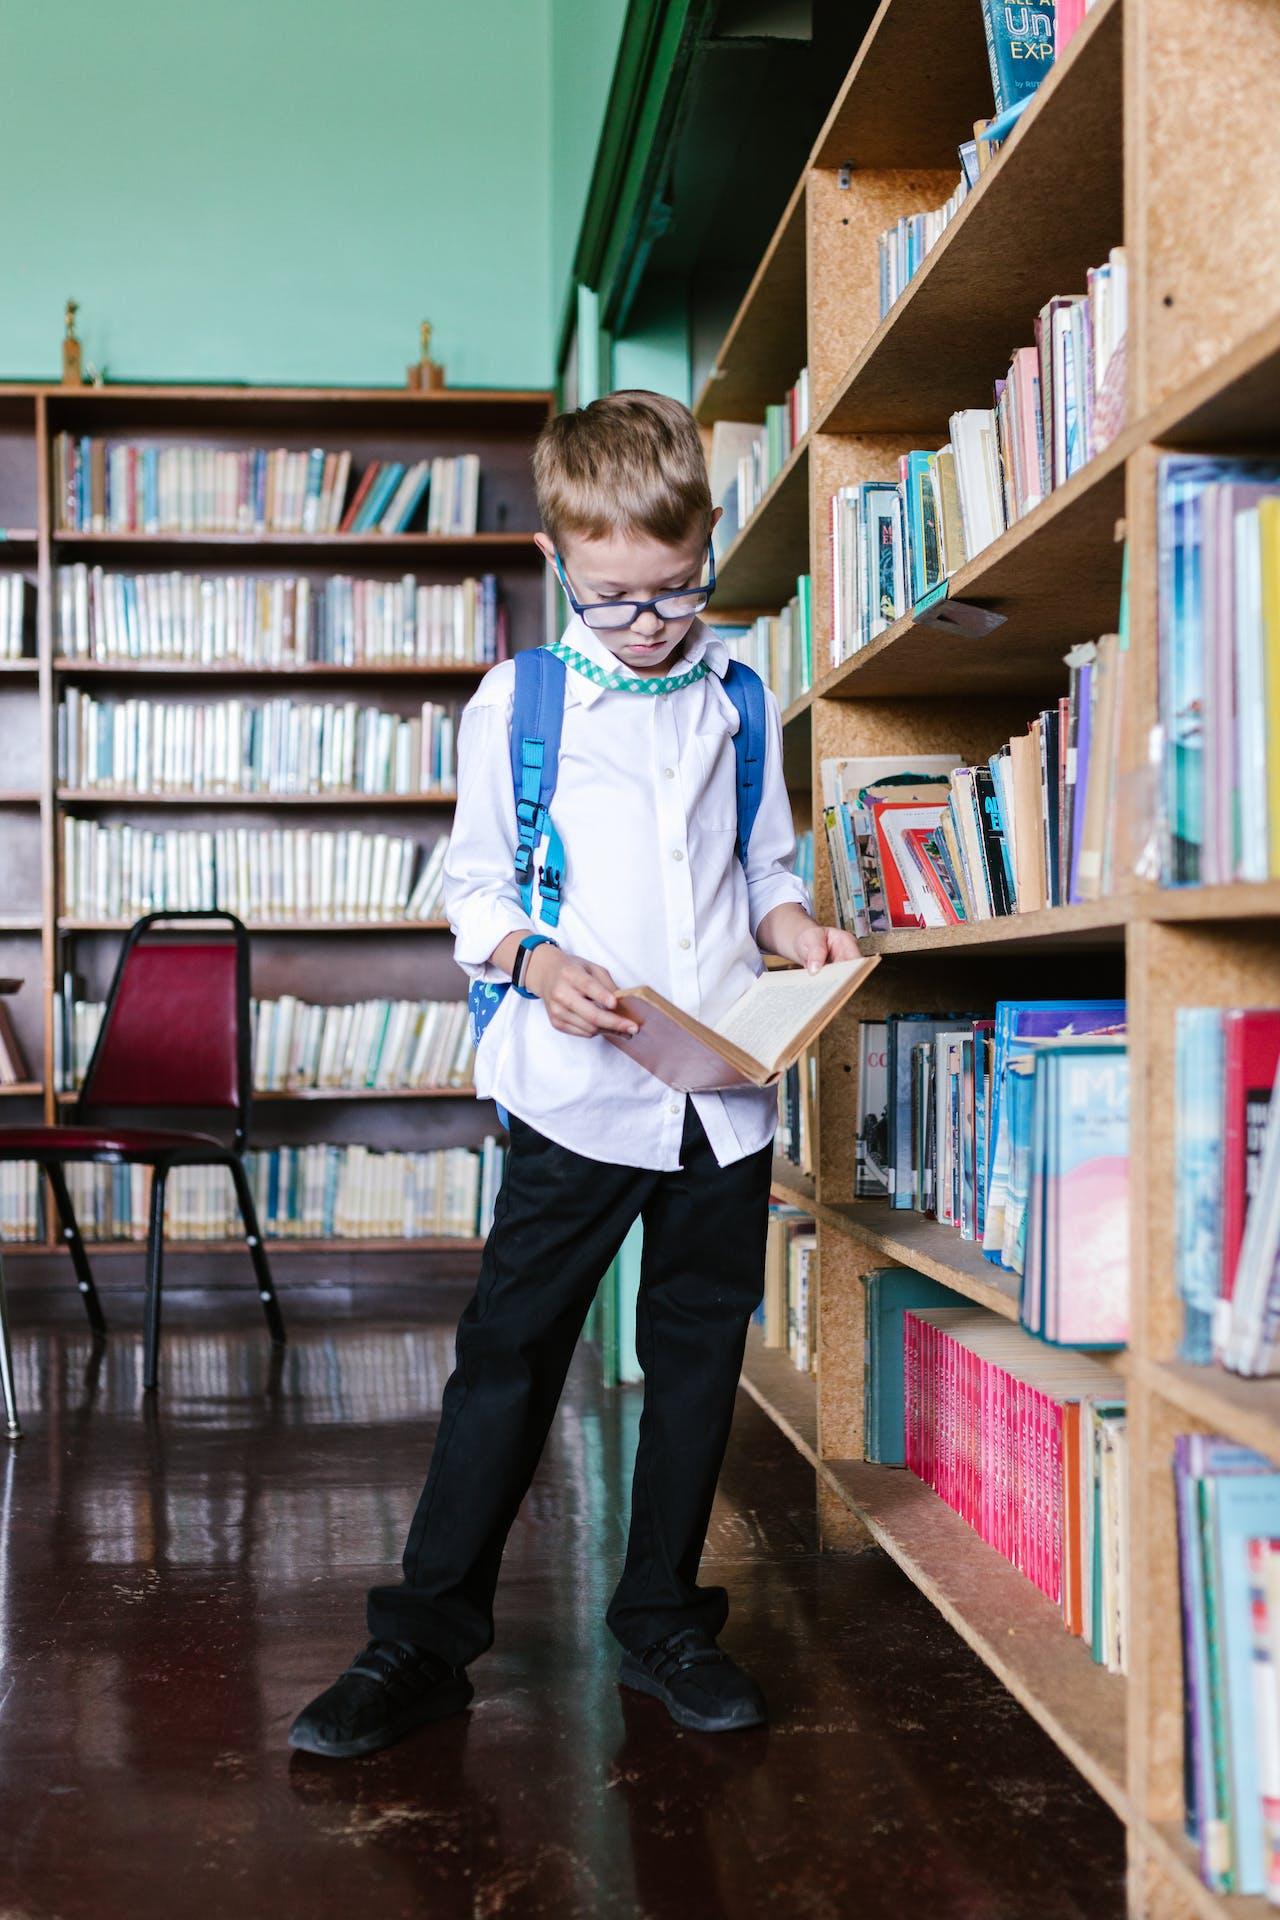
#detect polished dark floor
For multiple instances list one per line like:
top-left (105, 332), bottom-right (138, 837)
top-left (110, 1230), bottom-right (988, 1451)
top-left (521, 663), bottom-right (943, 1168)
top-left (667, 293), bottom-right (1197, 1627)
top-left (0, 1284), bottom-right (1126, 1919)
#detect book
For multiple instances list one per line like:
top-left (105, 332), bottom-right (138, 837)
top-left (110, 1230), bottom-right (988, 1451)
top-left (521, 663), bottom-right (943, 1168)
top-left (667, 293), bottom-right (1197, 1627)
top-left (607, 957), bottom-right (879, 1092)
top-left (856, 1020), bottom-right (890, 1197)
top-left (980, 1), bottom-right (1056, 124)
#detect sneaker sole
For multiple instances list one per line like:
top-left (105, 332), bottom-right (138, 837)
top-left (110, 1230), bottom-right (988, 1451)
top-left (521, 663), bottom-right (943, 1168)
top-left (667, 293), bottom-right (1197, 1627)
top-left (617, 1655), bottom-right (767, 1734)
top-left (288, 1674), bottom-right (474, 1759)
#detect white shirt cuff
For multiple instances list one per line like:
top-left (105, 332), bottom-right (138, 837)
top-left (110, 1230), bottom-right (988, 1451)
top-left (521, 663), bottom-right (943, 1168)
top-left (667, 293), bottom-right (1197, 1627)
top-left (748, 873), bottom-right (812, 944)
top-left (451, 895), bottom-right (539, 983)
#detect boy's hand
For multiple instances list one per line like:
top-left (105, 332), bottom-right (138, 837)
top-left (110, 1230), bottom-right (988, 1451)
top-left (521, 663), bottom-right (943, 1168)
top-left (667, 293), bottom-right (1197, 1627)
top-left (526, 945), bottom-right (640, 1039)
top-left (793, 922), bottom-right (861, 973)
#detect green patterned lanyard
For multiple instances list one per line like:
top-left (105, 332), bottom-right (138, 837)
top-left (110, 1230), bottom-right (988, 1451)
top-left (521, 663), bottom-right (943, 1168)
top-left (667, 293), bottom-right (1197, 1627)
top-left (544, 640), bottom-right (710, 696)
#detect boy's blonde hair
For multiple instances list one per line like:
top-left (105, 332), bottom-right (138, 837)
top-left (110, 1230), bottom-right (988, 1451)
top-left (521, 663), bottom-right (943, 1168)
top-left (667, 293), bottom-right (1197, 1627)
top-left (533, 389), bottom-right (712, 551)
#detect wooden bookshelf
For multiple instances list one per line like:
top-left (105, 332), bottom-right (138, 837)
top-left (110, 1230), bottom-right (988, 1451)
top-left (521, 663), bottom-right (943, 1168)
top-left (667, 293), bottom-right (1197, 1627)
top-left (0, 380), bottom-right (550, 1271)
top-left (707, 0), bottom-right (1280, 1908)
top-left (715, 433), bottom-right (810, 608)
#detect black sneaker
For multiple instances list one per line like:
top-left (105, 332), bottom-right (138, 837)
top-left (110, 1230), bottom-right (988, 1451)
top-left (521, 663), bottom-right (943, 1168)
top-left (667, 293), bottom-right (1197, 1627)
top-left (288, 1638), bottom-right (473, 1758)
top-left (618, 1626), bottom-right (767, 1733)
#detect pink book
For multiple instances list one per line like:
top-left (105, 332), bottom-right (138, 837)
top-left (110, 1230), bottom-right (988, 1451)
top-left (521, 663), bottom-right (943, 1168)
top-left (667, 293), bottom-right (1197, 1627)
top-left (904, 1314), bottom-right (918, 1474)
top-left (1049, 1398), bottom-right (1065, 1606)
top-left (1055, 0), bottom-right (1088, 56)
top-left (1010, 346), bottom-right (1044, 517)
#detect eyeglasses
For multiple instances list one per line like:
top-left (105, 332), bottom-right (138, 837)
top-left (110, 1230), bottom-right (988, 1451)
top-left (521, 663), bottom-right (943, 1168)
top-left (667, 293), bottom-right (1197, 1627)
top-left (554, 542), bottom-right (717, 631)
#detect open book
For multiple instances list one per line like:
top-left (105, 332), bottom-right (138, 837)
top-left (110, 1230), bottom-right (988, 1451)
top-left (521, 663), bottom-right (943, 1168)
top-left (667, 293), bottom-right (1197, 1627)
top-left (605, 957), bottom-right (879, 1092)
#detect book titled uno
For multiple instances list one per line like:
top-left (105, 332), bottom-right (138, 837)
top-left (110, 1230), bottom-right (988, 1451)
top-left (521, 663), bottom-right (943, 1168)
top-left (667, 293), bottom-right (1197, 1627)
top-left (607, 957), bottom-right (878, 1093)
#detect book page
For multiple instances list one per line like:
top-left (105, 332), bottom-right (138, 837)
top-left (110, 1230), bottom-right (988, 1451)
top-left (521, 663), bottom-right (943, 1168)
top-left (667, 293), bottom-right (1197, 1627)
top-left (712, 960), bottom-right (869, 1072)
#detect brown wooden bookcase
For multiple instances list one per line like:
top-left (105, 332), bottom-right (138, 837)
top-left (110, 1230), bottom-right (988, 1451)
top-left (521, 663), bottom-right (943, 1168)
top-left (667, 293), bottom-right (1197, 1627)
top-left (0, 381), bottom-right (552, 1279)
top-left (699, 0), bottom-right (1280, 1911)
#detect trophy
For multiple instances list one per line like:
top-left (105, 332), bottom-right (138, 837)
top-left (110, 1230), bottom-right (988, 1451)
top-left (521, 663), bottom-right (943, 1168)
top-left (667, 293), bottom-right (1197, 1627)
top-left (407, 320), bottom-right (445, 391)
top-left (62, 300), bottom-right (84, 387)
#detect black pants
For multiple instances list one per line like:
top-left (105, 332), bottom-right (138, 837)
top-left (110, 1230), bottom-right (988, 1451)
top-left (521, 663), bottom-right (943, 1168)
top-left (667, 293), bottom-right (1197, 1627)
top-left (366, 1104), bottom-right (773, 1664)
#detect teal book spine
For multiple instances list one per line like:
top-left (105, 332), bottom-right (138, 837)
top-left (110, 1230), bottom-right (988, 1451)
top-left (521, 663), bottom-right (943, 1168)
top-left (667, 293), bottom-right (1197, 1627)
top-left (980, 1), bottom-right (1056, 117)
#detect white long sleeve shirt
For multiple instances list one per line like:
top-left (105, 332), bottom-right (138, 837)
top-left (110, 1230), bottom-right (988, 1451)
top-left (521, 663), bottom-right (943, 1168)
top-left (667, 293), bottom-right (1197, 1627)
top-left (444, 615), bottom-right (811, 1170)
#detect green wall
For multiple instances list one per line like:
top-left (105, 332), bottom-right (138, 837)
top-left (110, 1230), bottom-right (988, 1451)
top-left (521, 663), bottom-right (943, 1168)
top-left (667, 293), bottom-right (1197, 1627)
top-left (550, 0), bottom-right (630, 369)
top-left (0, 0), bottom-right (622, 391)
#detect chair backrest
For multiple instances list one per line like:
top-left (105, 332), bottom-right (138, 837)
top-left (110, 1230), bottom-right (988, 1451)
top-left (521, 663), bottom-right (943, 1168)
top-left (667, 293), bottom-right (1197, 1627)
top-left (79, 913), bottom-right (253, 1144)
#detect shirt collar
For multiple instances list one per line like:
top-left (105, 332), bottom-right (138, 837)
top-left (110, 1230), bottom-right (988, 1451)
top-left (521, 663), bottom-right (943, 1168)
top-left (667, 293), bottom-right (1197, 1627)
top-left (556, 615), bottom-right (730, 707)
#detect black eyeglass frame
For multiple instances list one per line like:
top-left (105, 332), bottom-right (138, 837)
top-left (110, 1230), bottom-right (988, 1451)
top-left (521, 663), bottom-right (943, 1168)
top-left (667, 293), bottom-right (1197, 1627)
top-left (553, 541), bottom-right (717, 630)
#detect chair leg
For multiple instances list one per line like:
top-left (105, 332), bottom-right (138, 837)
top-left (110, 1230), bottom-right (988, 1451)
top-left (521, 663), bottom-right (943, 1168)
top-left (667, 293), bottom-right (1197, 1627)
top-left (142, 1167), bottom-right (167, 1394)
top-left (0, 1251), bottom-right (20, 1440)
top-left (44, 1163), bottom-right (108, 1337)
top-left (229, 1157), bottom-right (286, 1348)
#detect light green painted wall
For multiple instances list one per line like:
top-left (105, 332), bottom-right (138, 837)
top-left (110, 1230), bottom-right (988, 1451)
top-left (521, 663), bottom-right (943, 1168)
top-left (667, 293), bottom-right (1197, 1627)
top-left (550, 0), bottom-right (630, 361)
top-left (612, 279), bottom-right (691, 403)
top-left (1, 0), bottom-right (555, 389)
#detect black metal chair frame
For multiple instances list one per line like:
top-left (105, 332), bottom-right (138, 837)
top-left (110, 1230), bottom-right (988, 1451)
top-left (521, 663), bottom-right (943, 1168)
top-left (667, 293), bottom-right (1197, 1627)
top-left (2, 911), bottom-right (285, 1393)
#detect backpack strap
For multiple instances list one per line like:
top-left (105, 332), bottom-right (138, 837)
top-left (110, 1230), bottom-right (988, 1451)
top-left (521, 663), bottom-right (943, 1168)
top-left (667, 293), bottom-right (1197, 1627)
top-left (720, 658), bottom-right (768, 867)
top-left (510, 646), bottom-right (567, 927)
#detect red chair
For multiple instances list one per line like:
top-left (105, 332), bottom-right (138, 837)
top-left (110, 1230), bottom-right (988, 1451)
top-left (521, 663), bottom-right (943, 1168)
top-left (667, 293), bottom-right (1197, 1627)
top-left (0, 911), bottom-right (285, 1394)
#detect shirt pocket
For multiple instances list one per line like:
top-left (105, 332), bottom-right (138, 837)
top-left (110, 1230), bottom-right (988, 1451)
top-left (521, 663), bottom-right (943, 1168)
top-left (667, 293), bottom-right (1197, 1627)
top-left (690, 717), bottom-right (739, 832)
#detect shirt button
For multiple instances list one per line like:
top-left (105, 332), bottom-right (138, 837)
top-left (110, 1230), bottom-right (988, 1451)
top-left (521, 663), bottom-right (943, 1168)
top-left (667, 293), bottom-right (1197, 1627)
top-left (668, 1101), bottom-right (681, 1116)
top-left (679, 937), bottom-right (691, 950)
top-left (672, 849), bottom-right (684, 862)
top-left (664, 766), bottom-right (675, 779)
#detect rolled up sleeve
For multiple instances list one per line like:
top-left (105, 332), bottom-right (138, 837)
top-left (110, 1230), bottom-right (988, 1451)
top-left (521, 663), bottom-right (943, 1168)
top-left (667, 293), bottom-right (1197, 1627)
top-left (444, 695), bottom-right (538, 982)
top-left (744, 689), bottom-right (812, 940)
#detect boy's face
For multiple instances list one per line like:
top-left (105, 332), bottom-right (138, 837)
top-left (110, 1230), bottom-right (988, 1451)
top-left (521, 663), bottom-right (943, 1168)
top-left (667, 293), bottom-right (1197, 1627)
top-left (536, 511), bottom-right (721, 678)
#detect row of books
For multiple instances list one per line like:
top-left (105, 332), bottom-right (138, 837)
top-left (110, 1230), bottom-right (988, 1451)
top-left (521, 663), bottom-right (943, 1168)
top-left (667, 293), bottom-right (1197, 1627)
top-left (0, 574), bottom-right (26, 659)
top-left (855, 999), bottom-right (1129, 1344)
top-left (55, 567), bottom-right (508, 667)
top-left (1177, 1009), bottom-right (1280, 1378)
top-left (757, 1205), bottom-right (817, 1373)
top-left (57, 691), bottom-right (461, 798)
top-left (776, 1047), bottom-right (815, 1180)
top-left (903, 1304), bottom-right (1127, 1670)
top-left (820, 665), bottom-right (1124, 938)
top-left (53, 436), bottom-right (483, 537)
top-left (877, 171), bottom-right (971, 319)
top-left (46, 1140), bottom-right (505, 1243)
top-left (708, 371), bottom-right (810, 550)
top-left (60, 818), bottom-right (452, 924)
top-left (340, 455), bottom-right (480, 537)
top-left (828, 250), bottom-right (1127, 665)
top-left (1158, 456), bottom-right (1280, 888)
top-left (713, 577), bottom-right (813, 710)
top-left (55, 988), bottom-right (474, 1095)
top-left (1176, 1435), bottom-right (1280, 1898)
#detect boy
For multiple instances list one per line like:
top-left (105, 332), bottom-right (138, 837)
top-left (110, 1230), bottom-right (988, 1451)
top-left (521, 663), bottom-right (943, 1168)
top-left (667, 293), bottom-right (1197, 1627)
top-left (290, 390), bottom-right (858, 1758)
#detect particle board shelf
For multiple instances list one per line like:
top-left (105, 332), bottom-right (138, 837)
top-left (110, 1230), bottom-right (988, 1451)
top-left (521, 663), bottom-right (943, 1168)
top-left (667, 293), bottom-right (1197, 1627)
top-left (1146, 880), bottom-right (1280, 927)
top-left (56, 789), bottom-right (459, 809)
top-left (812, 428), bottom-right (1132, 700)
top-left (57, 918), bottom-right (452, 935)
top-left (824, 1199), bottom-right (1022, 1321)
top-left (811, 0), bottom-right (993, 171)
top-left (715, 436), bottom-right (810, 609)
top-left (822, 1457), bottom-right (1129, 1819)
top-left (694, 181), bottom-right (807, 427)
top-left (0, 792), bottom-right (40, 806)
top-left (770, 1156), bottom-right (815, 1207)
top-left (780, 686), bottom-right (814, 728)
top-left (740, 1322), bottom-right (818, 1460)
top-left (0, 1083), bottom-right (42, 1098)
top-left (0, 530), bottom-right (37, 544)
top-left (1144, 308), bottom-right (1280, 453)
top-left (52, 660), bottom-right (491, 681)
top-left (0, 660), bottom-right (38, 676)
top-left (858, 898), bottom-right (1129, 956)
top-left (1140, 1358), bottom-right (1280, 1462)
top-left (0, 919), bottom-right (42, 934)
top-left (817, 0), bottom-right (1122, 437)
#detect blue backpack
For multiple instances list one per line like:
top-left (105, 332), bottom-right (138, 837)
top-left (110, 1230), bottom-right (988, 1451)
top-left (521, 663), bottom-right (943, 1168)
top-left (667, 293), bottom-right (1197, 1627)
top-left (467, 646), bottom-right (768, 1048)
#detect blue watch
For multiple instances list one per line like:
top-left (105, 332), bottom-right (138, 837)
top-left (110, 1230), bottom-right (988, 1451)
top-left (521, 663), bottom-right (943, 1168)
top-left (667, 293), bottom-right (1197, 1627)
top-left (512, 933), bottom-right (557, 998)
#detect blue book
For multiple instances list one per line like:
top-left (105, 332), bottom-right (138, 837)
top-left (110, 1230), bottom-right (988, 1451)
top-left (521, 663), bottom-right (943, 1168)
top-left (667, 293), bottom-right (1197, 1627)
top-left (864, 1268), bottom-right (963, 1463)
top-left (982, 999), bottom-right (1125, 1266)
top-left (1175, 1008), bottom-right (1225, 1364)
top-left (352, 463), bottom-right (406, 534)
top-left (382, 463), bottom-right (431, 535)
top-left (1211, 1470), bottom-right (1280, 1892)
top-left (980, 1), bottom-right (1055, 118)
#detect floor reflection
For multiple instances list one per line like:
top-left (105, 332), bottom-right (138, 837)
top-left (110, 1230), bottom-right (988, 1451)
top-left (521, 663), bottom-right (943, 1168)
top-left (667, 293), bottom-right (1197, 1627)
top-left (0, 1293), bottom-right (1127, 1918)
